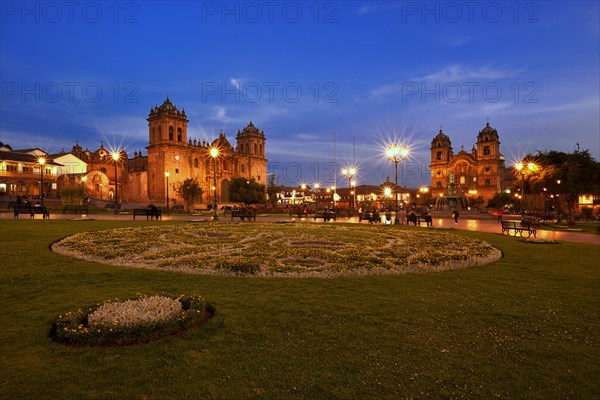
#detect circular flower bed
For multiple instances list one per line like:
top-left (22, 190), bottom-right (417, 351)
top-left (51, 294), bottom-right (214, 346)
top-left (52, 223), bottom-right (501, 277)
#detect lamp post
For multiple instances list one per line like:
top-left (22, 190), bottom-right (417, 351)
top-left (341, 167), bottom-right (356, 209)
top-left (515, 161), bottom-right (536, 214)
top-left (386, 144), bottom-right (409, 224)
top-left (112, 151), bottom-right (120, 214)
top-left (210, 147), bottom-right (219, 221)
top-left (165, 171), bottom-right (170, 211)
top-left (99, 183), bottom-right (103, 200)
top-left (81, 175), bottom-right (87, 202)
top-left (351, 179), bottom-right (356, 210)
top-left (313, 183), bottom-right (320, 211)
top-left (38, 157), bottom-right (46, 207)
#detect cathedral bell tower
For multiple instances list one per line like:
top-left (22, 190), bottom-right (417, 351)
top-left (476, 122), bottom-right (500, 159)
top-left (429, 128), bottom-right (453, 197)
top-left (146, 97), bottom-right (189, 202)
top-left (236, 121), bottom-right (267, 184)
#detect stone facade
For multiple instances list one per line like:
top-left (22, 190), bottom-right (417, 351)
top-left (62, 97), bottom-right (267, 206)
top-left (429, 122), bottom-right (508, 202)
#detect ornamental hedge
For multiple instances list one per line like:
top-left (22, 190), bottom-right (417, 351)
top-left (50, 294), bottom-right (215, 347)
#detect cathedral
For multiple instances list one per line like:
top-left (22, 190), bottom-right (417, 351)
top-left (73, 97), bottom-right (268, 206)
top-left (429, 122), bottom-right (509, 203)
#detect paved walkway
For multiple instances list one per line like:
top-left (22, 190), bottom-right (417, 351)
top-left (2, 212), bottom-right (598, 245)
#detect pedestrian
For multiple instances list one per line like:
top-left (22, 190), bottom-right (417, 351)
top-left (452, 210), bottom-right (459, 224)
top-left (497, 208), bottom-right (503, 223)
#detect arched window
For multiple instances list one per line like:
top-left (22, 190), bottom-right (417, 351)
top-left (436, 181), bottom-right (442, 188)
top-left (484, 146), bottom-right (490, 155)
top-left (152, 127), bottom-right (155, 142)
top-left (254, 143), bottom-right (258, 154)
top-left (194, 158), bottom-right (199, 168)
top-left (158, 126), bottom-right (162, 140)
top-left (436, 151), bottom-right (442, 160)
top-left (246, 144), bottom-right (250, 154)
top-left (485, 179), bottom-right (491, 187)
top-left (460, 176), bottom-right (466, 184)
top-left (169, 126), bottom-right (174, 141)
top-left (259, 144), bottom-right (263, 155)
top-left (177, 128), bottom-right (182, 142)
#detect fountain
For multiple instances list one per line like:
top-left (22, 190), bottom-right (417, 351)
top-left (434, 172), bottom-right (470, 211)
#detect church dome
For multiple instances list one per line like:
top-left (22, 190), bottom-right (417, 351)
top-left (477, 122), bottom-right (499, 141)
top-left (211, 130), bottom-right (233, 150)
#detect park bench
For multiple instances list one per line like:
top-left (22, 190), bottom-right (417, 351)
top-left (358, 211), bottom-right (381, 224)
top-left (231, 208), bottom-right (256, 222)
top-left (14, 205), bottom-right (50, 219)
top-left (171, 204), bottom-right (184, 212)
top-left (406, 214), bottom-right (433, 227)
top-left (314, 211), bottom-right (336, 222)
top-left (501, 219), bottom-right (537, 238)
top-left (63, 204), bottom-right (89, 214)
top-left (289, 208), bottom-right (308, 218)
top-left (133, 208), bottom-right (162, 220)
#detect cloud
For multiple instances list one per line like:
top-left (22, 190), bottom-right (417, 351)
top-left (369, 64), bottom-right (524, 99)
top-left (230, 78), bottom-right (241, 90)
top-left (418, 64), bottom-right (521, 82)
top-left (357, 5), bottom-right (371, 15)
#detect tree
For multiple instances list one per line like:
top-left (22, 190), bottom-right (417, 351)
top-left (60, 185), bottom-right (84, 205)
top-left (229, 178), bottom-right (266, 204)
top-left (487, 192), bottom-right (515, 212)
top-left (173, 178), bottom-right (203, 212)
top-left (266, 174), bottom-right (279, 207)
top-left (528, 149), bottom-right (600, 225)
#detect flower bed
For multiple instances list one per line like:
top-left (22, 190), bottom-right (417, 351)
top-left (51, 294), bottom-right (214, 346)
top-left (52, 223), bottom-right (502, 277)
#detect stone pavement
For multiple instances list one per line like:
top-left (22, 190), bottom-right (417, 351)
top-left (2, 211), bottom-right (598, 245)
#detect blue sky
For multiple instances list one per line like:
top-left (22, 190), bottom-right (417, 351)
top-left (1, 1), bottom-right (598, 187)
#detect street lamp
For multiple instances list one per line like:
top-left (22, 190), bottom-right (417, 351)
top-left (38, 157), bottom-right (46, 206)
top-left (515, 161), bottom-right (536, 214)
top-left (112, 151), bottom-right (120, 214)
top-left (81, 175), bottom-right (87, 202)
top-left (341, 167), bottom-right (357, 209)
top-left (386, 144), bottom-right (409, 224)
top-left (165, 171), bottom-right (170, 211)
top-left (210, 147), bottom-right (219, 221)
top-left (313, 183), bottom-right (320, 211)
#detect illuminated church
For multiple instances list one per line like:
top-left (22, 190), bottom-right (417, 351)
top-left (429, 122), bottom-right (509, 203)
top-left (74, 97), bottom-right (268, 206)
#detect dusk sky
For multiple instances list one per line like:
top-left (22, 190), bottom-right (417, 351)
top-left (1, 1), bottom-right (598, 187)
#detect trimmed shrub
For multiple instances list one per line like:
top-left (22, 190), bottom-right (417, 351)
top-left (50, 294), bottom-right (215, 347)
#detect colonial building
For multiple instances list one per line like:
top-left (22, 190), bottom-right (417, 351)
top-left (429, 122), bottom-right (509, 203)
top-left (137, 97), bottom-right (267, 206)
top-left (0, 143), bottom-right (62, 198)
top-left (73, 97), bottom-right (267, 206)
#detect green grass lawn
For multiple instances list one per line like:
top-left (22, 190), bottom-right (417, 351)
top-left (539, 221), bottom-right (600, 235)
top-left (1, 220), bottom-right (598, 399)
